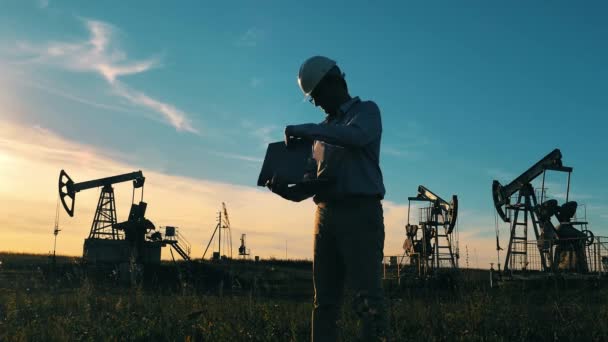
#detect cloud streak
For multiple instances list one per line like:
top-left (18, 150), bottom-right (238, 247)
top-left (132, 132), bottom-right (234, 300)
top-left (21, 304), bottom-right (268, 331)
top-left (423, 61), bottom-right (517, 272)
top-left (16, 76), bottom-right (134, 114)
top-left (208, 150), bottom-right (263, 163)
top-left (240, 120), bottom-right (280, 148)
top-left (381, 145), bottom-right (423, 159)
top-left (112, 82), bottom-right (198, 133)
top-left (236, 28), bottom-right (265, 47)
top-left (12, 19), bottom-right (197, 133)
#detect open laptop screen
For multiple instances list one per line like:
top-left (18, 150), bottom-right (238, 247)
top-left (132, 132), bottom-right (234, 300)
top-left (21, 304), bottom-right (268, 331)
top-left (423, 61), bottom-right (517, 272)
top-left (257, 140), bottom-right (313, 187)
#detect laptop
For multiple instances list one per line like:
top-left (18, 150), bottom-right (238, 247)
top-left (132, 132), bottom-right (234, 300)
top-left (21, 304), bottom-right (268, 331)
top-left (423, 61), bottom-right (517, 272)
top-left (257, 139), bottom-right (343, 190)
top-left (257, 139), bottom-right (314, 186)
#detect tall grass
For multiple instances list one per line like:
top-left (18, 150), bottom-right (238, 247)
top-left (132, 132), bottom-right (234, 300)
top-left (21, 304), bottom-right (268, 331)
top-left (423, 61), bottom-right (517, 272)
top-left (2, 253), bottom-right (608, 341)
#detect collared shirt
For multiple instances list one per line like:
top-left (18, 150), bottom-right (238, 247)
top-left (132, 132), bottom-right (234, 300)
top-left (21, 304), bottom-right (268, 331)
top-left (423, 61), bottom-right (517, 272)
top-left (295, 96), bottom-right (386, 203)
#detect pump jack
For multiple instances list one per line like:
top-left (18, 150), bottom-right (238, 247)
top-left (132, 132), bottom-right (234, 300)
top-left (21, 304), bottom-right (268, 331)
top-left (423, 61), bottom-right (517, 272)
top-left (404, 185), bottom-right (459, 276)
top-left (492, 149), bottom-right (594, 274)
top-left (58, 169), bottom-right (163, 264)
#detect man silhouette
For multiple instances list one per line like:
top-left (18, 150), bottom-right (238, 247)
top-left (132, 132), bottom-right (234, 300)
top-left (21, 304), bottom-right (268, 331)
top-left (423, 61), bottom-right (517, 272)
top-left (267, 56), bottom-right (388, 341)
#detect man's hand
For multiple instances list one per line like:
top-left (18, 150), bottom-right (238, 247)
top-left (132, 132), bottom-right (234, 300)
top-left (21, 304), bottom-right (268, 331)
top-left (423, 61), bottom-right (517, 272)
top-left (265, 173), bottom-right (313, 202)
top-left (266, 173), bottom-right (289, 196)
top-left (284, 125), bottom-right (296, 147)
top-left (284, 124), bottom-right (316, 147)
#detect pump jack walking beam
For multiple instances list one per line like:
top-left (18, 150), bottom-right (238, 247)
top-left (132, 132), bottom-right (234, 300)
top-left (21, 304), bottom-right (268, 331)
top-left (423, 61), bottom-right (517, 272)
top-left (410, 185), bottom-right (459, 234)
top-left (492, 149), bottom-right (571, 222)
top-left (58, 169), bottom-right (145, 217)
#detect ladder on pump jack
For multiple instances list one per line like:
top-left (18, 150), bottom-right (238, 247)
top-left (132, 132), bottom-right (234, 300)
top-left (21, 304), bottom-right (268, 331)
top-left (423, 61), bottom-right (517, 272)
top-left (434, 225), bottom-right (457, 268)
top-left (162, 226), bottom-right (192, 261)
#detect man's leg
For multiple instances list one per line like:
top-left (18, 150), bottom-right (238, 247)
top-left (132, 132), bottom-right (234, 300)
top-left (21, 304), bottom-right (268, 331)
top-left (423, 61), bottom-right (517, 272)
top-left (312, 205), bottom-right (345, 342)
top-left (337, 199), bottom-right (388, 341)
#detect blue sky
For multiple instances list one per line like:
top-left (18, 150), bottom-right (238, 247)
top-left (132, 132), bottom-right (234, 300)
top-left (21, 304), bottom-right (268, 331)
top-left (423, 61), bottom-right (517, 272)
top-left (1, 1), bottom-right (607, 263)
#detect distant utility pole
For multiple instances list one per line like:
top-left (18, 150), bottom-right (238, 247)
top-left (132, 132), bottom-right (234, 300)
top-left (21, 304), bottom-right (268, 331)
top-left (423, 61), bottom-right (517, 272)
top-left (466, 245), bottom-right (469, 268)
top-left (285, 240), bottom-right (287, 259)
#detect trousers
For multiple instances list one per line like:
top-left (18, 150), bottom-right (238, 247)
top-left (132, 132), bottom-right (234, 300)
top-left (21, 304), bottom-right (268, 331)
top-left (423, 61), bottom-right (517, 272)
top-left (311, 197), bottom-right (388, 342)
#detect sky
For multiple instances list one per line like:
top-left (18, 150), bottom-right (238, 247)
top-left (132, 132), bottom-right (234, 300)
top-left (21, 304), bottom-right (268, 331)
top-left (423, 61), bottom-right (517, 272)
top-left (0, 1), bottom-right (607, 269)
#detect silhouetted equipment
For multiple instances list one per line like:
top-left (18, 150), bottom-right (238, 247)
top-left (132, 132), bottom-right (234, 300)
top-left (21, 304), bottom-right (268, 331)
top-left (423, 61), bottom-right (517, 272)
top-left (203, 202), bottom-right (233, 261)
top-left (239, 234), bottom-right (251, 257)
top-left (535, 200), bottom-right (590, 272)
top-left (404, 185), bottom-right (459, 276)
top-left (492, 149), bottom-right (568, 223)
top-left (162, 226), bottom-right (191, 261)
top-left (492, 149), bottom-right (595, 274)
top-left (57, 169), bottom-right (191, 266)
top-left (59, 170), bottom-right (145, 218)
top-left (52, 197), bottom-right (61, 265)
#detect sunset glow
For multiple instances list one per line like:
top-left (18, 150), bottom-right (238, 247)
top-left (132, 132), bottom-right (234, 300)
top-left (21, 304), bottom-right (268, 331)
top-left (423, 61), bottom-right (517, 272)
top-left (0, 1), bottom-right (606, 269)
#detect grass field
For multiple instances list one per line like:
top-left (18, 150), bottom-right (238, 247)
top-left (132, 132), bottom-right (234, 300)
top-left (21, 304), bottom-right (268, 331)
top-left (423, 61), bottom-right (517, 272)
top-left (2, 253), bottom-right (608, 341)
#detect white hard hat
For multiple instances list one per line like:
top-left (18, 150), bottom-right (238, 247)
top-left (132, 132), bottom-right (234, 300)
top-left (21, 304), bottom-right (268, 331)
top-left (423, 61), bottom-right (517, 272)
top-left (297, 56), bottom-right (337, 96)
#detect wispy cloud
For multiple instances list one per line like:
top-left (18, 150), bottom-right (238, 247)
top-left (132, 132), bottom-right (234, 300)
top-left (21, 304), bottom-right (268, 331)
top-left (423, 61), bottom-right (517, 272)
top-left (0, 122), bottom-right (132, 169)
top-left (208, 150), bottom-right (263, 163)
top-left (16, 76), bottom-right (133, 114)
top-left (551, 192), bottom-right (593, 201)
top-left (534, 180), bottom-right (594, 203)
top-left (11, 19), bottom-right (197, 133)
top-left (236, 28), bottom-right (264, 47)
top-left (383, 121), bottom-right (434, 160)
top-left (112, 82), bottom-right (197, 133)
top-left (381, 145), bottom-right (422, 159)
top-left (241, 120), bottom-right (280, 148)
top-left (38, 0), bottom-right (49, 9)
top-left (252, 125), bottom-right (279, 146)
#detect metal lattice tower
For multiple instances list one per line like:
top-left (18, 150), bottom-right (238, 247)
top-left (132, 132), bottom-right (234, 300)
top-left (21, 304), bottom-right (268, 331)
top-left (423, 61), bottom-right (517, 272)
top-left (203, 202), bottom-right (234, 260)
top-left (88, 185), bottom-right (120, 239)
top-left (221, 202), bottom-right (233, 259)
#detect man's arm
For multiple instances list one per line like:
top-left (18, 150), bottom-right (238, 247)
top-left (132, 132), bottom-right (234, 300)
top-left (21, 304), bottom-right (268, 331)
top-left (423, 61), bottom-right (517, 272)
top-left (287, 102), bottom-right (381, 148)
top-left (279, 186), bottom-right (315, 202)
top-left (266, 175), bottom-right (315, 202)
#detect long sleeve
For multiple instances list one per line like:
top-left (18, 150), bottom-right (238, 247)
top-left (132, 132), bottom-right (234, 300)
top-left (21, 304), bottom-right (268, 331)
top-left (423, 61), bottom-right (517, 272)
top-left (294, 102), bottom-right (381, 148)
top-left (281, 185), bottom-right (315, 202)
top-left (269, 179), bottom-right (316, 202)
